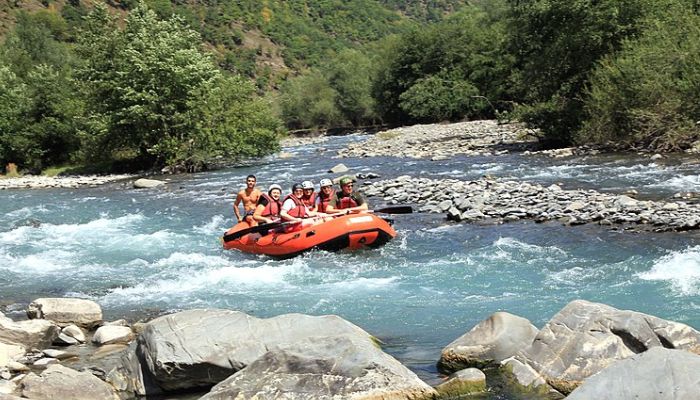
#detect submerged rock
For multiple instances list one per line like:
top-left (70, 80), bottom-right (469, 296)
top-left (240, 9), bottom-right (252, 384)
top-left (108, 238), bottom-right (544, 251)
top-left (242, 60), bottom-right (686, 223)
top-left (200, 336), bottom-right (436, 400)
top-left (132, 178), bottom-right (165, 189)
top-left (435, 368), bottom-right (486, 397)
top-left (567, 347), bottom-right (700, 400)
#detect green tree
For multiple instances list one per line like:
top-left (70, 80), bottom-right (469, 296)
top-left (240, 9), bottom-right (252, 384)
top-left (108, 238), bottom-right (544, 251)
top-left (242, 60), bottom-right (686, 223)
top-left (507, 0), bottom-right (675, 146)
top-left (324, 49), bottom-right (378, 126)
top-left (398, 71), bottom-right (480, 121)
top-left (76, 3), bottom-right (279, 169)
top-left (579, 8), bottom-right (700, 150)
top-left (0, 66), bottom-right (30, 168)
top-left (279, 71), bottom-right (343, 129)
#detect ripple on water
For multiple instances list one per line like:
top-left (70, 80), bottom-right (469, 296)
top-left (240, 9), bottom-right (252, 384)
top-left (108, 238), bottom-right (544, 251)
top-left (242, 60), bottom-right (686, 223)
top-left (638, 245), bottom-right (700, 296)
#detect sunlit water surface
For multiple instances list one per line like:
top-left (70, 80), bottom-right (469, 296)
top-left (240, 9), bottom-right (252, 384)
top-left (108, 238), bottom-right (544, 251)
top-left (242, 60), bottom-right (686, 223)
top-left (2, 135), bottom-right (699, 396)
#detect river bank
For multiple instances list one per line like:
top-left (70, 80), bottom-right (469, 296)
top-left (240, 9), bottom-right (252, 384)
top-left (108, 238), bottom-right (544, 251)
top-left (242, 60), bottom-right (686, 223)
top-left (0, 174), bottom-right (135, 190)
top-left (2, 297), bottom-right (699, 399)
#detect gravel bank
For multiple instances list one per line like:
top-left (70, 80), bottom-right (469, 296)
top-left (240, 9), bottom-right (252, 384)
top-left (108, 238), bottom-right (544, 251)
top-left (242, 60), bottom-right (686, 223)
top-left (0, 175), bottom-right (134, 190)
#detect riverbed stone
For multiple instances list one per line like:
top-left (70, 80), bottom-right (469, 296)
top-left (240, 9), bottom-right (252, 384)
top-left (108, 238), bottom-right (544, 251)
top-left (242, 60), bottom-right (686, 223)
top-left (435, 368), bottom-right (486, 397)
top-left (199, 335), bottom-right (437, 400)
top-left (439, 312), bottom-right (539, 372)
top-left (567, 347), bottom-right (700, 400)
top-left (0, 343), bottom-right (25, 368)
top-left (138, 309), bottom-right (386, 392)
top-left (20, 364), bottom-right (118, 400)
top-left (53, 332), bottom-right (79, 346)
top-left (61, 324), bottom-right (85, 343)
top-left (27, 298), bottom-right (102, 329)
top-left (132, 178), bottom-right (165, 188)
top-left (328, 163), bottom-right (349, 173)
top-left (509, 299), bottom-right (700, 394)
top-left (93, 326), bottom-right (134, 346)
top-left (0, 314), bottom-right (59, 350)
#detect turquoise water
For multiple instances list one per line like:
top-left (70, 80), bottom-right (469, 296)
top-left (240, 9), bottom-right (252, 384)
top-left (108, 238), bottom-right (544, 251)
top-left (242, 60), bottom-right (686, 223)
top-left (2, 135), bottom-right (700, 391)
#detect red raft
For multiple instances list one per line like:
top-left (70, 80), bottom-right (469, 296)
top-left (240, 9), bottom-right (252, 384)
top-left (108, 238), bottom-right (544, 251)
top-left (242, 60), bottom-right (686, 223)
top-left (222, 213), bottom-right (396, 258)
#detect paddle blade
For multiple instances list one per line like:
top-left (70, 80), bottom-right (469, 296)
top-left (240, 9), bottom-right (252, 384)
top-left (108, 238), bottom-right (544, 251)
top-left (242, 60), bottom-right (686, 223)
top-left (373, 206), bottom-right (413, 214)
top-left (223, 222), bottom-right (282, 242)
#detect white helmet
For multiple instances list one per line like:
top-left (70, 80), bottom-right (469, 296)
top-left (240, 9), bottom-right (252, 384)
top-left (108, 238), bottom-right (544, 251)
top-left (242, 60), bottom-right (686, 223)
top-left (319, 178), bottom-right (333, 187)
top-left (267, 184), bottom-right (282, 194)
top-left (301, 180), bottom-right (314, 190)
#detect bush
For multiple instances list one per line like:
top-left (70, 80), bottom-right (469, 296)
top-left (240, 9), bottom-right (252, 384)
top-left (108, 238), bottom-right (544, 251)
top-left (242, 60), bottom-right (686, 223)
top-left (579, 8), bottom-right (700, 150)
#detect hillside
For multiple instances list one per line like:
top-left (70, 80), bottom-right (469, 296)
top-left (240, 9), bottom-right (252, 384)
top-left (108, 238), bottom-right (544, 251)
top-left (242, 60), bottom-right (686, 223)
top-left (0, 0), bottom-right (467, 89)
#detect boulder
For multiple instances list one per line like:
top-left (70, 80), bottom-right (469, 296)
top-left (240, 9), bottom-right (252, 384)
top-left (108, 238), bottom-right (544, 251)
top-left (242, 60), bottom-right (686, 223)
top-left (20, 364), bottom-right (118, 400)
top-left (132, 178), bottom-right (165, 189)
top-left (0, 343), bottom-right (25, 368)
top-left (92, 342), bottom-right (162, 398)
top-left (439, 312), bottom-right (538, 371)
top-left (328, 163), bottom-right (349, 174)
top-left (27, 298), bottom-right (102, 329)
top-left (0, 314), bottom-right (59, 349)
top-left (509, 300), bottom-right (700, 394)
top-left (567, 347), bottom-right (700, 400)
top-left (435, 368), bottom-right (486, 398)
top-left (93, 326), bottom-right (134, 346)
top-left (138, 309), bottom-right (387, 391)
top-left (61, 324), bottom-right (85, 343)
top-left (199, 336), bottom-right (436, 400)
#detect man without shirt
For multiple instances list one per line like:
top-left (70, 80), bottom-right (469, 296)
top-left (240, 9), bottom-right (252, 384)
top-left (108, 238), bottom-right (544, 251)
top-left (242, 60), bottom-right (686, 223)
top-left (233, 175), bottom-right (262, 224)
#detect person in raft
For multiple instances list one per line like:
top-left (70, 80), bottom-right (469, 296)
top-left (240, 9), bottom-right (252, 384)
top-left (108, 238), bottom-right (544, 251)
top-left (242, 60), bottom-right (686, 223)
top-left (233, 175), bottom-right (261, 223)
top-left (301, 180), bottom-right (317, 212)
top-left (325, 176), bottom-right (369, 214)
top-left (280, 183), bottom-right (322, 228)
top-left (315, 178), bottom-right (337, 214)
top-left (252, 184), bottom-right (283, 225)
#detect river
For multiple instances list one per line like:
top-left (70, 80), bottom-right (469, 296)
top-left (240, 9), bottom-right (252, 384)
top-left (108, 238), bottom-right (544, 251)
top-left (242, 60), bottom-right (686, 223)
top-left (2, 133), bottom-right (700, 397)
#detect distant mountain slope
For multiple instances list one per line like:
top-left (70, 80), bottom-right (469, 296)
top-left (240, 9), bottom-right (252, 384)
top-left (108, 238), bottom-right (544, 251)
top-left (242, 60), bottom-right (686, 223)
top-left (0, 0), bottom-right (467, 88)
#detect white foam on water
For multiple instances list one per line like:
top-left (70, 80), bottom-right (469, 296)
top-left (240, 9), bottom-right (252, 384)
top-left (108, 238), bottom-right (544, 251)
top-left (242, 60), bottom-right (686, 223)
top-left (322, 276), bottom-right (399, 292)
top-left (193, 215), bottom-right (229, 235)
top-left (648, 175), bottom-right (700, 192)
top-left (99, 254), bottom-right (303, 305)
top-left (493, 237), bottom-right (568, 258)
top-left (5, 205), bottom-right (50, 219)
top-left (1, 249), bottom-right (98, 273)
top-left (638, 246), bottom-right (700, 296)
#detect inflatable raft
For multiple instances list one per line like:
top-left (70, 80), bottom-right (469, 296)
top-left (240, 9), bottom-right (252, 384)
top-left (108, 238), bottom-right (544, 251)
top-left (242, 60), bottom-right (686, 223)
top-left (222, 213), bottom-right (396, 258)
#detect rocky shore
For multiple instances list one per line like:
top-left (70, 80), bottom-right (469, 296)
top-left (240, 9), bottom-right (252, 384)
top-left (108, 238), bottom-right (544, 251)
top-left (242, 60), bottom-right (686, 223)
top-left (336, 120), bottom-right (538, 159)
top-left (2, 298), bottom-right (699, 399)
top-left (0, 175), bottom-right (134, 190)
top-left (362, 175), bottom-right (700, 232)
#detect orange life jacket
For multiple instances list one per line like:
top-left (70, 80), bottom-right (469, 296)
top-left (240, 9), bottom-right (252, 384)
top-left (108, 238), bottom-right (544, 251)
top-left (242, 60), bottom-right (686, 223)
top-left (259, 193), bottom-right (281, 217)
top-left (283, 194), bottom-right (308, 218)
top-left (302, 192), bottom-right (316, 208)
top-left (317, 189), bottom-right (335, 213)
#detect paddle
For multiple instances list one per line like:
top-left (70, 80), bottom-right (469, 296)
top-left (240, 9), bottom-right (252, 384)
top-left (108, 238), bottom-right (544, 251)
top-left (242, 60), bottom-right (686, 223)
top-left (223, 221), bottom-right (295, 242)
top-left (372, 205), bottom-right (413, 214)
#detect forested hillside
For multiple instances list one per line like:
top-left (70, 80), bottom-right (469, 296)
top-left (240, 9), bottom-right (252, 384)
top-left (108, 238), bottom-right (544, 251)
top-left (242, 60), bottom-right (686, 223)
top-left (1, 0), bottom-right (700, 175)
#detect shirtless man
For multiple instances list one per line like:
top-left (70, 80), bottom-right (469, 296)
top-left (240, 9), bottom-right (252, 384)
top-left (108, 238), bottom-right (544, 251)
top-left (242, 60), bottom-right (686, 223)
top-left (233, 175), bottom-right (262, 223)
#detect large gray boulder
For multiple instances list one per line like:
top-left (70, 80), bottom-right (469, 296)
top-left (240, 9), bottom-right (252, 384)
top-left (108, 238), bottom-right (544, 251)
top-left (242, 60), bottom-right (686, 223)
top-left (439, 312), bottom-right (538, 371)
top-left (27, 298), bottom-right (102, 329)
top-left (0, 313), bottom-right (59, 349)
top-left (92, 326), bottom-right (134, 346)
top-left (507, 300), bottom-right (700, 394)
top-left (199, 336), bottom-right (437, 400)
top-left (139, 309), bottom-right (403, 392)
top-left (20, 364), bottom-right (118, 400)
top-left (567, 347), bottom-right (700, 400)
top-left (0, 343), bottom-right (25, 368)
top-left (132, 178), bottom-right (165, 188)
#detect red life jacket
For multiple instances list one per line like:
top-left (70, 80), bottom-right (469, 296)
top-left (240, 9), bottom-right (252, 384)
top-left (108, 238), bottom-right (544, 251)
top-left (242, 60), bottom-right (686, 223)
top-left (337, 193), bottom-right (359, 209)
top-left (302, 192), bottom-right (316, 208)
top-left (317, 189), bottom-right (335, 213)
top-left (283, 194), bottom-right (308, 218)
top-left (259, 193), bottom-right (281, 217)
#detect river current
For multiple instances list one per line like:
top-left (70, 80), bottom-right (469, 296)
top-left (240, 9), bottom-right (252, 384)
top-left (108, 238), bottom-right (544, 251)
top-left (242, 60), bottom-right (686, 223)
top-left (2, 134), bottom-right (700, 394)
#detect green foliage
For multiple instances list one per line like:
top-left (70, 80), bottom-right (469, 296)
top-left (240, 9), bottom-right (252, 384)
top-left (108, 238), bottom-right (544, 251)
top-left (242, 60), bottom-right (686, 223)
top-left (506, 0), bottom-right (676, 146)
top-left (76, 3), bottom-right (280, 169)
top-left (279, 71), bottom-right (342, 129)
top-left (579, 7), bottom-right (700, 150)
top-left (373, 3), bottom-right (511, 124)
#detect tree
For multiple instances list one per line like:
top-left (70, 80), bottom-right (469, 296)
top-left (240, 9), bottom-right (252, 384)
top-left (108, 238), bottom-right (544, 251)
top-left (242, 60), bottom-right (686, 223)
top-left (506, 0), bottom-right (676, 146)
top-left (579, 8), bottom-right (700, 150)
top-left (76, 2), bottom-right (280, 169)
top-left (279, 71), bottom-right (343, 129)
